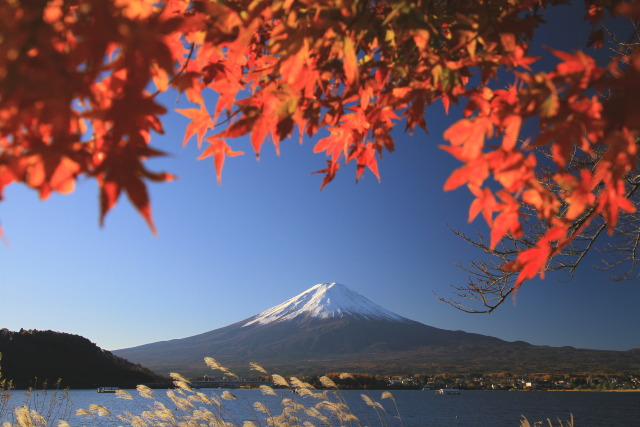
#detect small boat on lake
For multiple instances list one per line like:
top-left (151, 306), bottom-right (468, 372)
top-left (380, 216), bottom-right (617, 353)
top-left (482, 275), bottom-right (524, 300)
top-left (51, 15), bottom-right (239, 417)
top-left (97, 387), bottom-right (119, 393)
top-left (435, 388), bottom-right (461, 395)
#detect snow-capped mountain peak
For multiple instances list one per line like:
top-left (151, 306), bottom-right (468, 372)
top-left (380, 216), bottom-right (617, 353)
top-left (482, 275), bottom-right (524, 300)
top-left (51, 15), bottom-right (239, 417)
top-left (243, 282), bottom-right (407, 327)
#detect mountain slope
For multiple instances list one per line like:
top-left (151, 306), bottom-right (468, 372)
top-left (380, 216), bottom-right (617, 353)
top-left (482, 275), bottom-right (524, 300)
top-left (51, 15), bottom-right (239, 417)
top-left (114, 283), bottom-right (640, 376)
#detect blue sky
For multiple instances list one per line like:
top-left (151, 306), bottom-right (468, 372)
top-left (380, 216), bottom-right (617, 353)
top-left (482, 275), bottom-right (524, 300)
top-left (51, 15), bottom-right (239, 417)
top-left (1, 3), bottom-right (639, 353)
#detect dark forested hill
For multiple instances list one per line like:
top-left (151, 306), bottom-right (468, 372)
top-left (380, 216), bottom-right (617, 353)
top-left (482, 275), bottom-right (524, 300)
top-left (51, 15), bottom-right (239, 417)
top-left (0, 329), bottom-right (165, 389)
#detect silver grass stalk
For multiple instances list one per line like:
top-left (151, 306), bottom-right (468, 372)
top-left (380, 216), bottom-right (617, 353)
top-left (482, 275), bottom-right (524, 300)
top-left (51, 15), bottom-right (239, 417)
top-left (290, 377), bottom-right (314, 390)
top-left (140, 410), bottom-right (155, 420)
top-left (272, 374), bottom-right (289, 387)
top-left (361, 394), bottom-right (384, 410)
top-left (319, 376), bottom-right (337, 388)
top-left (315, 401), bottom-right (340, 413)
top-left (88, 404), bottom-right (112, 417)
top-left (311, 390), bottom-right (329, 400)
top-left (115, 389), bottom-right (134, 400)
top-left (150, 401), bottom-right (175, 421)
top-left (204, 357), bottom-right (224, 370)
top-left (188, 392), bottom-right (213, 405)
top-left (381, 391), bottom-right (394, 400)
top-left (15, 405), bottom-right (46, 427)
top-left (173, 380), bottom-right (193, 392)
top-left (75, 408), bottom-right (94, 418)
top-left (296, 388), bottom-right (313, 397)
top-left (382, 390), bottom-right (403, 427)
top-left (221, 390), bottom-right (237, 400)
top-left (167, 389), bottom-right (195, 411)
top-left (204, 357), bottom-right (238, 377)
top-left (169, 372), bottom-right (190, 383)
top-left (305, 407), bottom-right (328, 423)
top-left (249, 362), bottom-right (269, 374)
top-left (197, 391), bottom-right (214, 404)
top-left (259, 384), bottom-right (277, 396)
top-left (136, 384), bottom-right (155, 399)
top-left (191, 408), bottom-right (223, 425)
top-left (342, 413), bottom-right (360, 422)
top-left (253, 401), bottom-right (270, 415)
top-left (117, 411), bottom-right (149, 427)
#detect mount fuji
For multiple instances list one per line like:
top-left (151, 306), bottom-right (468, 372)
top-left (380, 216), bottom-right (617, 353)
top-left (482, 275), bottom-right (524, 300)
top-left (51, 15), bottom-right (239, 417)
top-left (244, 282), bottom-right (408, 325)
top-left (114, 283), bottom-right (640, 376)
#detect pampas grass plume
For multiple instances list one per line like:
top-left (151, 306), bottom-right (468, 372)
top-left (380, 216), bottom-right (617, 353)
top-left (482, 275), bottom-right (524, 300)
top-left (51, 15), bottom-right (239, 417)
top-left (361, 394), bottom-right (383, 410)
top-left (115, 389), bottom-right (133, 400)
top-left (88, 404), bottom-right (111, 417)
top-left (271, 374), bottom-right (289, 387)
top-left (290, 376), bottom-right (314, 390)
top-left (169, 372), bottom-right (189, 383)
top-left (381, 391), bottom-right (394, 400)
top-left (136, 384), bottom-right (155, 399)
top-left (221, 391), bottom-right (237, 401)
top-left (259, 384), bottom-right (277, 396)
top-left (253, 401), bottom-right (270, 415)
top-left (319, 376), bottom-right (337, 388)
top-left (249, 362), bottom-right (269, 374)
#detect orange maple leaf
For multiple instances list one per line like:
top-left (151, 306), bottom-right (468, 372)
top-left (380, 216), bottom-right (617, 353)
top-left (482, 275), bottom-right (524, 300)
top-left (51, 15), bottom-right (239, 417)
top-left (554, 170), bottom-right (596, 220)
top-left (349, 143), bottom-right (380, 182)
top-left (522, 186), bottom-right (560, 222)
top-left (342, 36), bottom-right (358, 86)
top-left (443, 117), bottom-right (493, 161)
top-left (198, 137), bottom-right (244, 184)
top-left (504, 225), bottom-right (566, 287)
top-left (314, 128), bottom-right (350, 163)
top-left (124, 175), bottom-right (156, 235)
top-left (98, 169), bottom-right (158, 235)
top-left (176, 104), bottom-right (214, 148)
top-left (468, 185), bottom-right (499, 226)
top-left (490, 193), bottom-right (522, 248)
top-left (442, 155), bottom-right (489, 191)
top-left (312, 160), bottom-right (341, 191)
top-left (501, 114), bottom-right (522, 151)
top-left (505, 245), bottom-right (550, 288)
top-left (597, 178), bottom-right (637, 234)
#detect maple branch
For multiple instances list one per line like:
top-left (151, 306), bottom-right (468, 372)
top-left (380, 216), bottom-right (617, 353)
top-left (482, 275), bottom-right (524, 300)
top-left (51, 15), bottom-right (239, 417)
top-left (443, 135), bottom-right (640, 313)
top-left (434, 258), bottom-right (518, 314)
top-left (151, 43), bottom-right (196, 99)
top-left (595, 179), bottom-right (640, 280)
top-left (213, 109), bottom-right (242, 129)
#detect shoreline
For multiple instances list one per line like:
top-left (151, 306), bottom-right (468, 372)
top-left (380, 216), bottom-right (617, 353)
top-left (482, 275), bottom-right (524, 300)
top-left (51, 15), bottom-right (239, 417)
top-left (547, 389), bottom-right (640, 392)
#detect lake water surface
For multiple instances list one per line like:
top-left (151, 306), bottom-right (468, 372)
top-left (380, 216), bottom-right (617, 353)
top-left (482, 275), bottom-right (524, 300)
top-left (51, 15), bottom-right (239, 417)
top-left (2, 388), bottom-right (639, 426)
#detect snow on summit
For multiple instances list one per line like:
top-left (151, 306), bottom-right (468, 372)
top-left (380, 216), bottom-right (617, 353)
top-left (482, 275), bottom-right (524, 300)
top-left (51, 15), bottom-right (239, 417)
top-left (243, 282), bottom-right (407, 326)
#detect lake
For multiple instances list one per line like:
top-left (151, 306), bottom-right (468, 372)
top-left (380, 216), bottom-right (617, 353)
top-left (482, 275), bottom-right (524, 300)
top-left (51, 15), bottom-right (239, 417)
top-left (2, 388), bottom-right (639, 426)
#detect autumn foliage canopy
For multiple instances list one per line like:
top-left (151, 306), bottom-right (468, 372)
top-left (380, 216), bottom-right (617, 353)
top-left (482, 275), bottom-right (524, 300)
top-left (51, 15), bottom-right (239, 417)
top-left (1, 0), bottom-right (639, 304)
